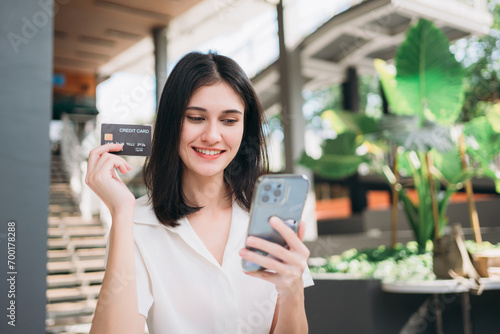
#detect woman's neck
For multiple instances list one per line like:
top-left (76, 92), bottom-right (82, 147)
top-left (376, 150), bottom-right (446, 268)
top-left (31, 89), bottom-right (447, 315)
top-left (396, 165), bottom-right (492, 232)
top-left (181, 169), bottom-right (232, 212)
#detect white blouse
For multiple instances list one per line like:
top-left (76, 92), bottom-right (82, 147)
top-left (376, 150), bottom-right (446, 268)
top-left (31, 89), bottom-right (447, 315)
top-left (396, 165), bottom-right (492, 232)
top-left (105, 195), bottom-right (314, 334)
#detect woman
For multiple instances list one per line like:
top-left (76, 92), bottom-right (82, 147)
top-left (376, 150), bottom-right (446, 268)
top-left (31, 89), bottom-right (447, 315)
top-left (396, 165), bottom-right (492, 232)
top-left (86, 51), bottom-right (314, 334)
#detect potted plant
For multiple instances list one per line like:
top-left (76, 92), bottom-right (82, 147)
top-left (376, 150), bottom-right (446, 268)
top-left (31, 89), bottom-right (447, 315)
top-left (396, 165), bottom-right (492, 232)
top-left (301, 19), bottom-right (500, 333)
top-left (301, 19), bottom-right (500, 254)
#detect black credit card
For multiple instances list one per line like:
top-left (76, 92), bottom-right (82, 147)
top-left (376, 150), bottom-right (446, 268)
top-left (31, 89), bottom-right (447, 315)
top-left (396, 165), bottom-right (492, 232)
top-left (100, 123), bottom-right (152, 156)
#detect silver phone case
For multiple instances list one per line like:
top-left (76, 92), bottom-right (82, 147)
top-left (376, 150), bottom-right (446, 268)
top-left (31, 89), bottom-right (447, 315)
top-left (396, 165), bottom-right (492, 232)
top-left (242, 174), bottom-right (309, 272)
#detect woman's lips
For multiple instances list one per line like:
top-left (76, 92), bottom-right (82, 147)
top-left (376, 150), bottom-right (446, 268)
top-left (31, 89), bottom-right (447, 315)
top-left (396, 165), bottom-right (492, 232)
top-left (192, 147), bottom-right (225, 160)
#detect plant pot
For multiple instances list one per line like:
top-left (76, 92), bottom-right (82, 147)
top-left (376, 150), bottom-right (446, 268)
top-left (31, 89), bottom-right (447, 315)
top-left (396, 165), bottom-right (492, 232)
top-left (472, 249), bottom-right (500, 277)
top-left (304, 273), bottom-right (500, 334)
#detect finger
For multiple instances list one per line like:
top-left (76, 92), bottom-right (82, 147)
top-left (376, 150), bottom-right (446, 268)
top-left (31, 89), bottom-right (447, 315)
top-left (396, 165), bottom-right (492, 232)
top-left (269, 217), bottom-right (310, 257)
top-left (104, 156), bottom-right (130, 177)
top-left (92, 150), bottom-right (131, 174)
top-left (88, 143), bottom-right (124, 163)
top-left (87, 144), bottom-right (124, 179)
top-left (91, 153), bottom-right (114, 177)
top-left (245, 236), bottom-right (298, 265)
top-left (269, 216), bottom-right (303, 251)
top-left (239, 248), bottom-right (287, 273)
top-left (111, 167), bottom-right (122, 182)
top-left (91, 154), bottom-right (130, 182)
top-left (116, 162), bottom-right (131, 175)
top-left (244, 270), bottom-right (277, 285)
top-left (297, 220), bottom-right (306, 242)
top-left (113, 156), bottom-right (132, 174)
top-left (107, 161), bottom-right (130, 183)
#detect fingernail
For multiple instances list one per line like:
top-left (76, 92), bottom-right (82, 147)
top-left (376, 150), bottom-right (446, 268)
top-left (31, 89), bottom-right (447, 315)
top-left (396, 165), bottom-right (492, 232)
top-left (269, 216), bottom-right (279, 224)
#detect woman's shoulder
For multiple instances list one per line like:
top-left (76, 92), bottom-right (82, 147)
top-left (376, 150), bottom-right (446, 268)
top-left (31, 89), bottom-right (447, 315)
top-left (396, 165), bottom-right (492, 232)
top-left (135, 194), bottom-right (150, 208)
top-left (133, 195), bottom-right (185, 232)
top-left (133, 194), bottom-right (161, 227)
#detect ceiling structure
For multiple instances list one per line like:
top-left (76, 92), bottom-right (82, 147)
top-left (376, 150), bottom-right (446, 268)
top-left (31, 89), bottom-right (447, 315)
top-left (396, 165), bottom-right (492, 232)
top-left (53, 0), bottom-right (493, 106)
top-left (53, 0), bottom-right (204, 74)
top-left (97, 0), bottom-right (274, 77)
top-left (252, 0), bottom-right (493, 110)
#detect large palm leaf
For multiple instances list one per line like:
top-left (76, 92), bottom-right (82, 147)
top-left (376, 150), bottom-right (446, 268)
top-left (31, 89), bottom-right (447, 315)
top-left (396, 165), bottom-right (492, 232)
top-left (377, 19), bottom-right (464, 125)
top-left (395, 19), bottom-right (464, 125)
top-left (299, 132), bottom-right (366, 179)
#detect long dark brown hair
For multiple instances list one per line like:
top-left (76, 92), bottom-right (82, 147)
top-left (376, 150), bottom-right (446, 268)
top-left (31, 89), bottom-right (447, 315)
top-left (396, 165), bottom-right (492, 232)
top-left (143, 51), bottom-right (269, 227)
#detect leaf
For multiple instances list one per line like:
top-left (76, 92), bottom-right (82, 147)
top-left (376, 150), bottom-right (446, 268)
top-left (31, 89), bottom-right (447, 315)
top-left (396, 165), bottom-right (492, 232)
top-left (298, 132), bottom-right (365, 179)
top-left (398, 190), bottom-right (420, 246)
top-left (321, 110), bottom-right (379, 135)
top-left (431, 148), bottom-right (463, 185)
top-left (321, 110), bottom-right (349, 134)
top-left (379, 115), bottom-right (454, 152)
top-left (299, 151), bottom-right (364, 179)
top-left (322, 132), bottom-right (359, 156)
top-left (396, 151), bottom-right (414, 178)
top-left (464, 116), bottom-right (500, 166)
top-left (395, 19), bottom-right (464, 125)
top-left (374, 59), bottom-right (414, 115)
top-left (487, 104), bottom-right (500, 133)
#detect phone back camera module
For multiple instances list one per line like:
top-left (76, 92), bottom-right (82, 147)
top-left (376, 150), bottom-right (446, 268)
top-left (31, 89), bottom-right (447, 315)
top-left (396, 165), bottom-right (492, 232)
top-left (259, 181), bottom-right (285, 205)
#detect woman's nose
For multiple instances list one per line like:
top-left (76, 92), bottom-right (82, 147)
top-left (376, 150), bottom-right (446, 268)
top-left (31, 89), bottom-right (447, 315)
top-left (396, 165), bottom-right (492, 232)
top-left (201, 122), bottom-right (221, 143)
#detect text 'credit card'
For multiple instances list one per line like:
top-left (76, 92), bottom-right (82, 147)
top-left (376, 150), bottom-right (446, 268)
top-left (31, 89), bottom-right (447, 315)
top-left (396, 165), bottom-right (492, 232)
top-left (101, 123), bottom-right (152, 156)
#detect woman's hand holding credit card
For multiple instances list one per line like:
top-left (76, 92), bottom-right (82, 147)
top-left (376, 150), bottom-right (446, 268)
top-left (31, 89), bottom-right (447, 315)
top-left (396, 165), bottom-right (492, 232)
top-left (85, 123), bottom-right (151, 215)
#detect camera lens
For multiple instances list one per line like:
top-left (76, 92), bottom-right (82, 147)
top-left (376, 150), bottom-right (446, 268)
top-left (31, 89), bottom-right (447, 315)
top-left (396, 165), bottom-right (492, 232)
top-left (262, 195), bottom-right (269, 202)
top-left (274, 189), bottom-right (281, 197)
top-left (264, 184), bottom-right (271, 191)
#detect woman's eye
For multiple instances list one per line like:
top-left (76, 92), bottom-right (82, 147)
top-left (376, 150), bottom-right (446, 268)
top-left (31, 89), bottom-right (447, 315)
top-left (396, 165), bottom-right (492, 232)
top-left (187, 116), bottom-right (204, 122)
top-left (222, 119), bottom-right (238, 125)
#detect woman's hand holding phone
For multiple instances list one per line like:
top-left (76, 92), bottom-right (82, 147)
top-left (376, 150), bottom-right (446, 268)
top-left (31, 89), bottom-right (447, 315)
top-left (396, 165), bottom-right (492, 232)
top-left (85, 143), bottom-right (135, 215)
top-left (239, 216), bottom-right (310, 297)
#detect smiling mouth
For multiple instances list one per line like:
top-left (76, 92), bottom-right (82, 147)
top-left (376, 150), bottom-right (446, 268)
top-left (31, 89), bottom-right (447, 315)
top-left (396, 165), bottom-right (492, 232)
top-left (192, 147), bottom-right (225, 156)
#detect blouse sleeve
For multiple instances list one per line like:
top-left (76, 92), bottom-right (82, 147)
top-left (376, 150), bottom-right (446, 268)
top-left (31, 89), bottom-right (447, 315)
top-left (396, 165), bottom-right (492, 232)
top-left (302, 264), bottom-right (315, 288)
top-left (103, 231), bottom-right (154, 318)
top-left (133, 240), bottom-right (154, 318)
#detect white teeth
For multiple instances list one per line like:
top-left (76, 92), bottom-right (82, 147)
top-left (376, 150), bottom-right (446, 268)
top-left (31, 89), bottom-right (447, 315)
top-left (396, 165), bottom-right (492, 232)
top-left (194, 148), bottom-right (222, 155)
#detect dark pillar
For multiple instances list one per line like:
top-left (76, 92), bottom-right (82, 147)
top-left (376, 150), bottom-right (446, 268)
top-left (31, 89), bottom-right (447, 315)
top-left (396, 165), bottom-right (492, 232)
top-left (342, 67), bottom-right (359, 112)
top-left (342, 67), bottom-right (367, 213)
top-left (380, 83), bottom-right (389, 114)
top-left (275, 1), bottom-right (318, 240)
top-left (0, 0), bottom-right (52, 332)
top-left (277, 0), bottom-right (294, 173)
top-left (153, 26), bottom-right (168, 106)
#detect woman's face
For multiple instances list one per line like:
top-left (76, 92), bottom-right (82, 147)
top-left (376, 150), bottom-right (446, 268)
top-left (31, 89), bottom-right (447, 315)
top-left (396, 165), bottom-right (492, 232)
top-left (179, 82), bottom-right (245, 178)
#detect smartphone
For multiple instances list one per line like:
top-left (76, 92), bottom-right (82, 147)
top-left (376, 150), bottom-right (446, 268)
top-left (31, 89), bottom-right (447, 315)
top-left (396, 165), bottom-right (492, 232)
top-left (242, 174), bottom-right (309, 272)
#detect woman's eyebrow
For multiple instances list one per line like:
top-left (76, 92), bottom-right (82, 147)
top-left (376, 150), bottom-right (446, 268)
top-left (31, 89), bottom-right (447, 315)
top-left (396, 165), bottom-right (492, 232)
top-left (186, 106), bottom-right (243, 115)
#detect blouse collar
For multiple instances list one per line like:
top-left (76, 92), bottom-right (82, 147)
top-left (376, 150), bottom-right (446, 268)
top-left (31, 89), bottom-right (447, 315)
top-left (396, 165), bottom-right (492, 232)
top-left (133, 194), bottom-right (250, 269)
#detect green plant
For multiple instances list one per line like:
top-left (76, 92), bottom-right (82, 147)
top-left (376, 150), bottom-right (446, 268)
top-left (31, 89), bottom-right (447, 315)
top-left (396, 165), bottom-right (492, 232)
top-left (309, 240), bottom-right (500, 282)
top-left (300, 19), bottom-right (500, 254)
top-left (376, 19), bottom-right (466, 250)
top-left (463, 105), bottom-right (500, 192)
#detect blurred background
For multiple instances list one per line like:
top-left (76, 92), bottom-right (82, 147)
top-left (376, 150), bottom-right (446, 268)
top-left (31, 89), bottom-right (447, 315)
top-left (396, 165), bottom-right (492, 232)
top-left (1, 0), bottom-right (500, 333)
